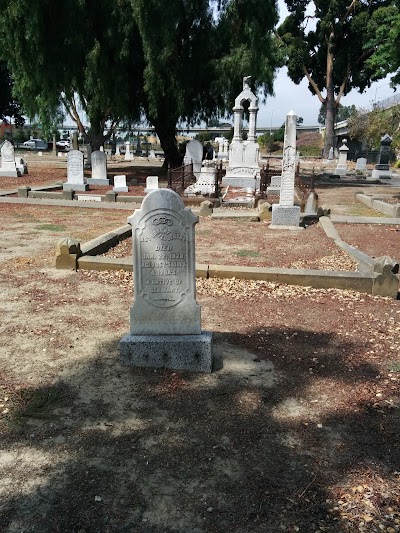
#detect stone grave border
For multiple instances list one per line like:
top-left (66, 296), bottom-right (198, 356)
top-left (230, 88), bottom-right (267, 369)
top-left (56, 216), bottom-right (399, 298)
top-left (356, 193), bottom-right (400, 218)
top-left (0, 184), bottom-right (221, 207)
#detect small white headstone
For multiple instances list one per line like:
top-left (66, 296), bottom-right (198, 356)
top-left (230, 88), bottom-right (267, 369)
top-left (100, 146), bottom-right (104, 152)
top-left (145, 175), bottom-right (159, 193)
top-left (356, 157), bottom-right (367, 171)
top-left (38, 152), bottom-right (43, 157)
top-left (113, 174), bottom-right (128, 192)
top-left (148, 150), bottom-right (156, 159)
top-left (116, 145), bottom-right (120, 156)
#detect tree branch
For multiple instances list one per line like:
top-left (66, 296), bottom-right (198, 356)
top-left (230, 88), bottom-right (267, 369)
top-left (341, 0), bottom-right (358, 23)
top-left (302, 65), bottom-right (325, 104)
top-left (336, 63), bottom-right (351, 104)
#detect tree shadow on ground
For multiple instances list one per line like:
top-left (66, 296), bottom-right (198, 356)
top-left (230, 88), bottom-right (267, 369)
top-left (1, 328), bottom-right (399, 533)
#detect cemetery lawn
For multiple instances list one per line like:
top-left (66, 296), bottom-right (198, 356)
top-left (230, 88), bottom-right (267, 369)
top-left (0, 200), bottom-right (400, 532)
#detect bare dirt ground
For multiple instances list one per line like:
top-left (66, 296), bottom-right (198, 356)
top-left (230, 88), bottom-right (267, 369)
top-left (0, 162), bottom-right (400, 533)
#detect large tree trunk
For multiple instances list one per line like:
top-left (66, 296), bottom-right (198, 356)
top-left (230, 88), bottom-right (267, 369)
top-left (324, 86), bottom-right (336, 158)
top-left (151, 114), bottom-right (182, 168)
top-left (323, 31), bottom-right (336, 158)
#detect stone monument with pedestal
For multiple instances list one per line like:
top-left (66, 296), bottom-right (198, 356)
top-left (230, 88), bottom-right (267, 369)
top-left (125, 141), bottom-right (132, 161)
top-left (271, 111), bottom-right (301, 228)
top-left (335, 139), bottom-right (349, 176)
top-left (372, 134), bottom-right (392, 179)
top-left (222, 76), bottom-right (260, 188)
top-left (0, 141), bottom-right (19, 177)
top-left (119, 188), bottom-right (212, 372)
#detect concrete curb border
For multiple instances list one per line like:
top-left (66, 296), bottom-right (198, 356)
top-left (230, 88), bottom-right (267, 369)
top-left (356, 192), bottom-right (400, 218)
top-left (56, 218), bottom-right (399, 298)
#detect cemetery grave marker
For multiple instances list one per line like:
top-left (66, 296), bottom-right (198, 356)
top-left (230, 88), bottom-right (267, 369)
top-left (119, 188), bottom-right (212, 372)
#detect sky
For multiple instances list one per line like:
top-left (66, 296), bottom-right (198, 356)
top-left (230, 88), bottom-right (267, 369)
top-left (256, 0), bottom-right (399, 127)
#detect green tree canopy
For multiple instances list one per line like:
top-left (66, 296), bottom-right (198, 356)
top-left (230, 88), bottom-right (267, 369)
top-left (366, 2), bottom-right (400, 85)
top-left (347, 105), bottom-right (400, 149)
top-left (278, 0), bottom-right (391, 157)
top-left (0, 0), bottom-right (144, 149)
top-left (317, 104), bottom-right (357, 125)
top-left (132, 0), bottom-right (281, 165)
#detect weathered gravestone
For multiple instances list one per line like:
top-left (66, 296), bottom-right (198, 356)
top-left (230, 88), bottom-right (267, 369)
top-left (119, 188), bottom-right (212, 372)
top-left (63, 150), bottom-right (88, 191)
top-left (271, 111), bottom-right (300, 227)
top-left (356, 157), bottom-right (367, 171)
top-left (0, 140), bottom-right (19, 177)
top-left (113, 174), bottom-right (128, 192)
top-left (184, 140), bottom-right (203, 175)
top-left (87, 150), bottom-right (110, 185)
top-left (372, 134), bottom-right (392, 179)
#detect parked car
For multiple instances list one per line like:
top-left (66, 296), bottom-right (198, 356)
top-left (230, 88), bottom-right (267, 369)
top-left (56, 140), bottom-right (70, 149)
top-left (23, 138), bottom-right (47, 150)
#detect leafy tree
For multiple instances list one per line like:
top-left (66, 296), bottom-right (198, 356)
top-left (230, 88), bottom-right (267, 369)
top-left (132, 0), bottom-right (280, 165)
top-left (278, 0), bottom-right (391, 157)
top-left (0, 0), bottom-right (144, 150)
top-left (366, 3), bottom-right (400, 84)
top-left (347, 105), bottom-right (400, 149)
top-left (317, 104), bottom-right (357, 125)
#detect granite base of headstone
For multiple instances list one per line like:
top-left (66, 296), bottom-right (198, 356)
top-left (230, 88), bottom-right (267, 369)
top-left (113, 174), bottom-right (128, 192)
top-left (270, 204), bottom-right (301, 228)
top-left (266, 175), bottom-right (281, 196)
top-left (371, 169), bottom-right (392, 180)
top-left (86, 178), bottom-right (111, 185)
top-left (119, 188), bottom-right (212, 373)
